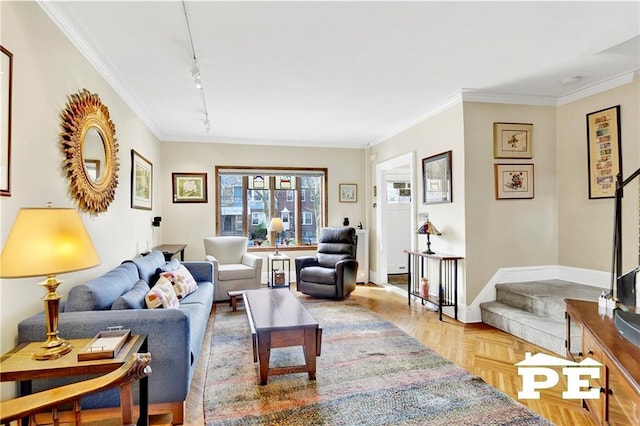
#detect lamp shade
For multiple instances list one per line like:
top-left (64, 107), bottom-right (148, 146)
top-left (268, 217), bottom-right (285, 233)
top-left (416, 221), bottom-right (442, 236)
top-left (0, 208), bottom-right (101, 278)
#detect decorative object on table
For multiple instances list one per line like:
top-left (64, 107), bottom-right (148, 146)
top-left (1, 45), bottom-right (13, 197)
top-left (586, 105), bottom-right (621, 199)
top-left (339, 183), bottom-right (357, 202)
top-left (172, 172), bottom-right (208, 203)
top-left (131, 149), bottom-right (152, 210)
top-left (343, 217), bottom-right (349, 226)
top-left (494, 163), bottom-right (535, 199)
top-left (416, 221), bottom-right (441, 254)
top-left (77, 328), bottom-right (131, 361)
top-left (422, 151), bottom-right (452, 204)
top-left (493, 122), bottom-right (533, 159)
top-left (60, 89), bottom-right (119, 214)
top-left (420, 277), bottom-right (429, 298)
top-left (0, 206), bottom-right (101, 360)
top-left (268, 217), bottom-right (285, 254)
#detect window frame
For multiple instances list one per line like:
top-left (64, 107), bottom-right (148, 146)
top-left (215, 166), bottom-right (328, 251)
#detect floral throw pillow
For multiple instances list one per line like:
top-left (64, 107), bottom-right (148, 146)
top-left (160, 264), bottom-right (198, 299)
top-left (145, 276), bottom-right (179, 309)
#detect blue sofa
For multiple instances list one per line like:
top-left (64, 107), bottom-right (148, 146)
top-left (17, 251), bottom-right (214, 424)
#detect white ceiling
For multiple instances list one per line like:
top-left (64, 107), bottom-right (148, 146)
top-left (40, 1), bottom-right (639, 149)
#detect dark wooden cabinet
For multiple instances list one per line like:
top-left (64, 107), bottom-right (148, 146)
top-left (565, 299), bottom-right (640, 425)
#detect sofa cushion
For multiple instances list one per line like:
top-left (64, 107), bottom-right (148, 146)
top-left (218, 264), bottom-right (257, 281)
top-left (65, 263), bottom-right (139, 312)
top-left (145, 276), bottom-right (180, 309)
top-left (111, 280), bottom-right (150, 310)
top-left (129, 251), bottom-right (166, 286)
top-left (160, 265), bottom-right (198, 299)
top-left (158, 258), bottom-right (181, 273)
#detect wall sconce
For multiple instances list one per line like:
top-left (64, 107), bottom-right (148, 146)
top-left (152, 216), bottom-right (162, 227)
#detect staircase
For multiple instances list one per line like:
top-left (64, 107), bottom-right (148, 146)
top-left (480, 280), bottom-right (604, 355)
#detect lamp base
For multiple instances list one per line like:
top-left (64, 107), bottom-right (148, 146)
top-left (33, 339), bottom-right (73, 360)
top-left (422, 249), bottom-right (436, 255)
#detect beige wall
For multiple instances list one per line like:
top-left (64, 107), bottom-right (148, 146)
top-left (0, 2), bottom-right (161, 398)
top-left (557, 79), bottom-right (639, 273)
top-left (462, 102), bottom-right (558, 303)
top-left (159, 141), bottom-right (367, 262)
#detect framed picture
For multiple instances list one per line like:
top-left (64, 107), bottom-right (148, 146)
top-left (339, 183), bottom-right (357, 203)
top-left (493, 122), bottom-right (533, 159)
top-left (173, 172), bottom-right (208, 203)
top-left (1, 45), bottom-right (13, 196)
top-left (422, 150), bottom-right (452, 204)
top-left (131, 150), bottom-right (152, 210)
top-left (494, 163), bottom-right (534, 199)
top-left (586, 105), bottom-right (621, 199)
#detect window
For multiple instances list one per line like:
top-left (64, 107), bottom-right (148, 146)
top-left (216, 166), bottom-right (327, 248)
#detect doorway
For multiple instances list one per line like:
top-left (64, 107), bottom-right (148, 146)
top-left (375, 152), bottom-right (416, 296)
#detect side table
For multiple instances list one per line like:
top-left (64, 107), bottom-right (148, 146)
top-left (152, 244), bottom-right (187, 261)
top-left (0, 334), bottom-right (149, 426)
top-left (268, 253), bottom-right (291, 288)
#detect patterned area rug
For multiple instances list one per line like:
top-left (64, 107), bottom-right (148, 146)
top-left (204, 296), bottom-right (551, 425)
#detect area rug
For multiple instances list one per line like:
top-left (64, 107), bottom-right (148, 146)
top-left (203, 296), bottom-right (551, 425)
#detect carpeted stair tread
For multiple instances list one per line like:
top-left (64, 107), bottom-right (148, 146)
top-left (480, 280), bottom-right (603, 355)
top-left (480, 301), bottom-right (572, 355)
top-left (495, 280), bottom-right (603, 320)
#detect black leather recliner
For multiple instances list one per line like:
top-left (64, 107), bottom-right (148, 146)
top-left (295, 227), bottom-right (358, 299)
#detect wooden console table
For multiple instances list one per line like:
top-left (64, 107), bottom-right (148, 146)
top-left (152, 244), bottom-right (186, 261)
top-left (404, 250), bottom-right (462, 321)
top-left (565, 299), bottom-right (640, 425)
top-left (0, 335), bottom-right (149, 426)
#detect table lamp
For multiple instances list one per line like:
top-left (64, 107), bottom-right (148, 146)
top-left (268, 217), bottom-right (285, 255)
top-left (0, 207), bottom-right (101, 360)
top-left (416, 221), bottom-right (442, 254)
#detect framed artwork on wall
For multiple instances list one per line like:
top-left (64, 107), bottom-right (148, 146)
top-left (339, 183), bottom-right (357, 202)
top-left (493, 122), bottom-right (533, 159)
top-left (494, 163), bottom-right (534, 199)
top-left (1, 45), bottom-right (13, 197)
top-left (131, 149), bottom-right (152, 210)
top-left (173, 172), bottom-right (208, 203)
top-left (586, 105), bottom-right (621, 199)
top-left (422, 150), bottom-right (452, 204)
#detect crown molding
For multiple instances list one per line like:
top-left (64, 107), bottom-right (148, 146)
top-left (557, 70), bottom-right (638, 105)
top-left (460, 89), bottom-right (557, 106)
top-left (37, 1), bottom-right (163, 140)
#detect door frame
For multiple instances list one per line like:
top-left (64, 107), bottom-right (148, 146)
top-left (375, 151), bottom-right (416, 284)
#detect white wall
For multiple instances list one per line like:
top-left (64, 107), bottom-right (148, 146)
top-left (0, 2), bottom-right (161, 398)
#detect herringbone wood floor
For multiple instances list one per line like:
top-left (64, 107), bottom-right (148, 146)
top-left (178, 284), bottom-right (596, 426)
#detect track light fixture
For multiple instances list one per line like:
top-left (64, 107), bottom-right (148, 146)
top-left (183, 0), bottom-right (211, 133)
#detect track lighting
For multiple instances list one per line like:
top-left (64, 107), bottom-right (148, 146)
top-left (183, 1), bottom-right (211, 133)
top-left (194, 74), bottom-right (202, 89)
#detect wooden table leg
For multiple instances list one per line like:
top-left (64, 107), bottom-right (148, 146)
top-left (257, 331), bottom-right (271, 385)
top-left (303, 328), bottom-right (317, 380)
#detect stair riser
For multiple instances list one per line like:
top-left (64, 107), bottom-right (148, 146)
top-left (496, 288), bottom-right (566, 320)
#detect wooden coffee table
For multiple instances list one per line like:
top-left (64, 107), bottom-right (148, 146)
top-left (244, 289), bottom-right (321, 385)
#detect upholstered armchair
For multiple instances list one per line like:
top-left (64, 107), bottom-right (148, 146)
top-left (295, 227), bottom-right (358, 299)
top-left (203, 236), bottom-right (263, 301)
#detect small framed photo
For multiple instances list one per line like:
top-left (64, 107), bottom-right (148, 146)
top-left (172, 172), bottom-right (208, 203)
top-left (131, 150), bottom-right (152, 210)
top-left (493, 122), bottom-right (533, 159)
top-left (494, 163), bottom-right (534, 200)
top-left (586, 105), bottom-right (621, 199)
top-left (422, 150), bottom-right (452, 204)
top-left (339, 183), bottom-right (357, 203)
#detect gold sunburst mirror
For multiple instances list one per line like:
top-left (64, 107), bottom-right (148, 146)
top-left (60, 89), bottom-right (119, 214)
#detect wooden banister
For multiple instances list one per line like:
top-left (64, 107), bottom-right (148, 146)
top-left (1, 352), bottom-right (151, 426)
